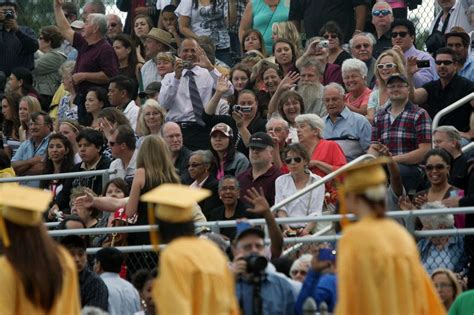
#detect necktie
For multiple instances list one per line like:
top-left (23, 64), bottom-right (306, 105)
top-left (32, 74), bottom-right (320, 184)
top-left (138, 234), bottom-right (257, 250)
top-left (185, 70), bottom-right (205, 126)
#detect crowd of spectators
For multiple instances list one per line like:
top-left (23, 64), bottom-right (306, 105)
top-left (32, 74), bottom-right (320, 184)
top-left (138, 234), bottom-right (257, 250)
top-left (1, 0), bottom-right (474, 313)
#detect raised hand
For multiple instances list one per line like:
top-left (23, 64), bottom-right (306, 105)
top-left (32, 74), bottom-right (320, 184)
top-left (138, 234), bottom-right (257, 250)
top-left (406, 56), bottom-right (419, 76)
top-left (194, 46), bottom-right (213, 71)
top-left (216, 75), bottom-right (231, 94)
top-left (232, 110), bottom-right (244, 128)
top-left (244, 187), bottom-right (271, 216)
top-left (277, 71), bottom-right (300, 92)
top-left (174, 58), bottom-right (183, 80)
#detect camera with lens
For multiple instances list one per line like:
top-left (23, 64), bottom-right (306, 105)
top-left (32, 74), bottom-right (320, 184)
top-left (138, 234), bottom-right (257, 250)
top-left (182, 60), bottom-right (192, 69)
top-left (244, 253), bottom-right (268, 275)
top-left (4, 9), bottom-right (15, 20)
top-left (234, 105), bottom-right (252, 113)
top-left (318, 40), bottom-right (329, 49)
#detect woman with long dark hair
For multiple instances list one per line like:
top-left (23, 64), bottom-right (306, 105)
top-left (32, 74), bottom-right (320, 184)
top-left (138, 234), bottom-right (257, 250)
top-left (113, 34), bottom-right (139, 86)
top-left (1, 92), bottom-right (22, 158)
top-left (9, 67), bottom-right (40, 100)
top-left (0, 185), bottom-right (80, 314)
top-left (41, 134), bottom-right (75, 215)
top-left (273, 38), bottom-right (298, 77)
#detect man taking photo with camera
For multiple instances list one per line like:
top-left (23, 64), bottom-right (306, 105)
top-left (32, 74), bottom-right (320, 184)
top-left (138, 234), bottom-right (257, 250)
top-left (230, 188), bottom-right (296, 315)
top-left (0, 0), bottom-right (38, 77)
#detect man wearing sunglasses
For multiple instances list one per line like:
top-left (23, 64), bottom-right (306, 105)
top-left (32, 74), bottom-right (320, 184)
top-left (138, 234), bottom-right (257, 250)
top-left (371, 2), bottom-right (394, 58)
top-left (105, 14), bottom-right (123, 40)
top-left (391, 18), bottom-right (438, 88)
top-left (408, 47), bottom-right (474, 134)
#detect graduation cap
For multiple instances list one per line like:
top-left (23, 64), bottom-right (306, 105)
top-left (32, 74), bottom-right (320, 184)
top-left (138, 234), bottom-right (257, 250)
top-left (140, 184), bottom-right (211, 250)
top-left (337, 157), bottom-right (390, 228)
top-left (0, 184), bottom-right (52, 247)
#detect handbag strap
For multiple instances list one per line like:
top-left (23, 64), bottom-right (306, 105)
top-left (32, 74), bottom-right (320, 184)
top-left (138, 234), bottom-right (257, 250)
top-left (433, 11), bottom-right (451, 34)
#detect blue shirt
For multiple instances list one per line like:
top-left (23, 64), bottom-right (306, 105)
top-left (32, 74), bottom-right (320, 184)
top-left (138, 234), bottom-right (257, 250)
top-left (404, 45), bottom-right (438, 88)
top-left (100, 272), bottom-right (141, 315)
top-left (236, 270), bottom-right (295, 315)
top-left (295, 270), bottom-right (337, 314)
top-left (323, 106), bottom-right (372, 161)
top-left (459, 55), bottom-right (474, 82)
top-left (417, 235), bottom-right (468, 275)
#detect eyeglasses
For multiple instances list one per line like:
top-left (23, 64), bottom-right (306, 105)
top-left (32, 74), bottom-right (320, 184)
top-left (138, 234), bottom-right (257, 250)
top-left (435, 60), bottom-right (454, 66)
top-left (425, 163), bottom-right (447, 172)
top-left (372, 9), bottom-right (391, 17)
top-left (291, 269), bottom-right (307, 276)
top-left (188, 163), bottom-right (204, 168)
top-left (377, 63), bottom-right (397, 70)
top-left (391, 31), bottom-right (409, 38)
top-left (219, 186), bottom-right (238, 192)
top-left (284, 157), bottom-right (303, 164)
top-left (323, 34), bottom-right (338, 39)
top-left (434, 283), bottom-right (453, 289)
top-left (266, 127), bottom-right (284, 133)
top-left (354, 43), bottom-right (370, 50)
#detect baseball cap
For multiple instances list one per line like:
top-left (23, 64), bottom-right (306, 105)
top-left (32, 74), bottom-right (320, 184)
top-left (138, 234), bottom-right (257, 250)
top-left (138, 81), bottom-right (161, 98)
top-left (234, 221), bottom-right (265, 243)
top-left (71, 20), bottom-right (85, 30)
top-left (210, 123), bottom-right (233, 137)
top-left (249, 132), bottom-right (274, 149)
top-left (386, 73), bottom-right (408, 85)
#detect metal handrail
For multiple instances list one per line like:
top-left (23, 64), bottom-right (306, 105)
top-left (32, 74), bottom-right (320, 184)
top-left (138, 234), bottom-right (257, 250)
top-left (0, 169), bottom-right (117, 190)
top-left (282, 225), bottom-right (333, 257)
top-left (432, 92), bottom-right (474, 145)
top-left (270, 154), bottom-right (376, 212)
top-left (462, 142), bottom-right (474, 153)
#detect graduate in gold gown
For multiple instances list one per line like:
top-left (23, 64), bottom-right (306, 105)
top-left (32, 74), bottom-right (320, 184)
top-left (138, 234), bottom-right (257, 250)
top-left (141, 184), bottom-right (240, 315)
top-left (0, 185), bottom-right (81, 315)
top-left (335, 158), bottom-right (446, 315)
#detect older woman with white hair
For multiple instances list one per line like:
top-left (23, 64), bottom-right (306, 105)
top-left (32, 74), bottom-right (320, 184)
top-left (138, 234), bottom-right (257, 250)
top-left (290, 254), bottom-right (312, 282)
top-left (341, 58), bottom-right (372, 116)
top-left (138, 99), bottom-right (166, 137)
top-left (295, 114), bottom-right (346, 201)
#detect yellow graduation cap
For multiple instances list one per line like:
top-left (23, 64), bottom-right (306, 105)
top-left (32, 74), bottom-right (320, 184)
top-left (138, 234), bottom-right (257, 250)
top-left (140, 184), bottom-right (211, 250)
top-left (337, 157), bottom-right (390, 229)
top-left (0, 184), bottom-right (52, 247)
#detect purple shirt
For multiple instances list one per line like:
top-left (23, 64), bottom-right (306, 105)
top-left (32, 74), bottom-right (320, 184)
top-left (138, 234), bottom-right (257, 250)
top-left (323, 63), bottom-right (344, 86)
top-left (237, 165), bottom-right (282, 207)
top-left (404, 45), bottom-right (438, 88)
top-left (72, 32), bottom-right (119, 95)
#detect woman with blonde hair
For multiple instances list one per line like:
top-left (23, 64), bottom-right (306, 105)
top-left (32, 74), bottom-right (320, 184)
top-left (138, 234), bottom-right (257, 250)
top-left (126, 135), bottom-right (180, 245)
top-left (367, 49), bottom-right (406, 122)
top-left (18, 96), bottom-right (42, 141)
top-left (138, 99), bottom-right (167, 136)
top-left (272, 21), bottom-right (302, 58)
top-left (431, 268), bottom-right (462, 311)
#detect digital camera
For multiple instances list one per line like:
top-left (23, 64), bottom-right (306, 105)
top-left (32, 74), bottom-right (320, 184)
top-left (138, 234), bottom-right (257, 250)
top-left (234, 105), bottom-right (252, 113)
top-left (244, 254), bottom-right (268, 274)
top-left (4, 9), bottom-right (15, 20)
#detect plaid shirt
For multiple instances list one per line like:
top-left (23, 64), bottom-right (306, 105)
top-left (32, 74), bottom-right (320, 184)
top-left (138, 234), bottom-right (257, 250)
top-left (229, 0), bottom-right (247, 33)
top-left (372, 101), bottom-right (432, 156)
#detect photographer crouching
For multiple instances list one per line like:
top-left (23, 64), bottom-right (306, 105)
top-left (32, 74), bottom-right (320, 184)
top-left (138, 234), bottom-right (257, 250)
top-left (230, 188), bottom-right (297, 315)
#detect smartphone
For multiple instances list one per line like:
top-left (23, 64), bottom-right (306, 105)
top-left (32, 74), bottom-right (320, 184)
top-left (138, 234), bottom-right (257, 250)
top-left (416, 60), bottom-right (430, 68)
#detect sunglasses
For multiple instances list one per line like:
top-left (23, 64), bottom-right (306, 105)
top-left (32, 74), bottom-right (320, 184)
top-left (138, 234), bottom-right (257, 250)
top-left (391, 31), bottom-right (409, 38)
top-left (425, 163), bottom-right (447, 172)
top-left (266, 127), bottom-right (284, 133)
top-left (354, 43), bottom-right (370, 50)
top-left (435, 60), bottom-right (454, 66)
top-left (291, 269), bottom-right (307, 276)
top-left (284, 157), bottom-right (303, 164)
top-left (372, 9), bottom-right (391, 17)
top-left (377, 63), bottom-right (396, 70)
top-left (323, 34), bottom-right (338, 39)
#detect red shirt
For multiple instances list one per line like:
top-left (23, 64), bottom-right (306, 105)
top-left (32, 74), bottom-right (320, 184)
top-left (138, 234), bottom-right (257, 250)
top-left (309, 139), bottom-right (347, 178)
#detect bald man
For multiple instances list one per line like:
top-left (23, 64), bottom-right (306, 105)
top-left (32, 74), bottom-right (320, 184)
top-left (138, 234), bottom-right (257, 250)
top-left (371, 2), bottom-right (394, 58)
top-left (162, 122), bottom-right (192, 184)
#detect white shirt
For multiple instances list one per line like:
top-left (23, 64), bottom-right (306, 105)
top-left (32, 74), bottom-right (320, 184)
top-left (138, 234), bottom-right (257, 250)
top-left (123, 100), bottom-right (140, 131)
top-left (141, 59), bottom-right (161, 89)
top-left (156, 0), bottom-right (172, 10)
top-left (100, 272), bottom-right (141, 315)
top-left (109, 149), bottom-right (138, 181)
top-left (159, 66), bottom-right (234, 122)
top-left (274, 172), bottom-right (325, 220)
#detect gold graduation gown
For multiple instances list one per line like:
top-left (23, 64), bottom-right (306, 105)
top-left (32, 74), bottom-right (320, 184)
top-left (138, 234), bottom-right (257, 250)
top-left (0, 247), bottom-right (81, 315)
top-left (335, 216), bottom-right (445, 315)
top-left (153, 237), bottom-right (239, 315)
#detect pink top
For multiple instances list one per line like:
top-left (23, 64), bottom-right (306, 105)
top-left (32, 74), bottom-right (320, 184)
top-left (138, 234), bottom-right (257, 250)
top-left (343, 87), bottom-right (372, 110)
top-left (385, 0), bottom-right (406, 9)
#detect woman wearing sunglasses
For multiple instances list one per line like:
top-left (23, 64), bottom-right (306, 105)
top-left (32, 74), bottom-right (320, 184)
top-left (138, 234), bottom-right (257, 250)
top-left (367, 49), bottom-right (406, 122)
top-left (274, 143), bottom-right (325, 236)
top-left (319, 21), bottom-right (351, 66)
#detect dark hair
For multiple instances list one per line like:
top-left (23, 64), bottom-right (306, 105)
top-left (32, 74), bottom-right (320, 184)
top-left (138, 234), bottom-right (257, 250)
top-left (76, 128), bottom-right (105, 152)
top-left (157, 218), bottom-right (195, 244)
top-left (115, 124), bottom-right (136, 150)
top-left (110, 75), bottom-right (136, 99)
top-left (241, 29), bottom-right (267, 56)
top-left (209, 127), bottom-right (236, 173)
top-left (103, 178), bottom-right (130, 197)
top-left (0, 149), bottom-right (11, 169)
top-left (162, 4), bottom-right (177, 13)
top-left (87, 86), bottom-right (110, 108)
top-left (228, 63), bottom-right (253, 106)
top-left (132, 268), bottom-right (158, 292)
top-left (424, 148), bottom-right (452, 165)
top-left (272, 38), bottom-right (298, 69)
top-left (11, 67), bottom-right (38, 97)
top-left (131, 14), bottom-right (153, 58)
top-left (285, 143), bottom-right (310, 162)
top-left (60, 234), bottom-right (87, 250)
top-left (4, 220), bottom-right (63, 311)
top-left (40, 134), bottom-right (75, 189)
top-left (96, 247), bottom-right (124, 273)
top-left (56, 215), bottom-right (86, 230)
top-left (278, 90), bottom-right (305, 123)
top-left (31, 111), bottom-right (53, 131)
top-left (112, 33), bottom-right (138, 70)
top-left (1, 92), bottom-right (21, 140)
top-left (61, 2), bottom-right (77, 17)
top-left (391, 18), bottom-right (416, 37)
top-left (98, 107), bottom-right (132, 127)
top-left (319, 21), bottom-right (344, 43)
top-left (40, 25), bottom-right (63, 49)
top-left (218, 174), bottom-right (240, 189)
top-left (435, 47), bottom-right (457, 61)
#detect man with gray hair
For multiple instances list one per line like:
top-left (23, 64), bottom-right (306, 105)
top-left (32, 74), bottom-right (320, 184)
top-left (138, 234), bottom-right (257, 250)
top-left (105, 14), bottom-right (123, 40)
top-left (54, 0), bottom-right (118, 126)
top-left (322, 82), bottom-right (371, 161)
top-left (417, 202), bottom-right (468, 275)
top-left (350, 32), bottom-right (377, 87)
top-left (433, 126), bottom-right (469, 188)
top-left (296, 55), bottom-right (326, 117)
top-left (266, 116), bottom-right (290, 169)
top-left (81, 0), bottom-right (105, 21)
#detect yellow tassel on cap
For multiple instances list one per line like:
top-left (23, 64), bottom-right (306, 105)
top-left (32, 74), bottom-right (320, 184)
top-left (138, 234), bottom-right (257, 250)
top-left (0, 216), bottom-right (11, 248)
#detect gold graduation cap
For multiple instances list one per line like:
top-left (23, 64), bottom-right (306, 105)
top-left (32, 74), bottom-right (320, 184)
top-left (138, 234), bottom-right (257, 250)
top-left (140, 184), bottom-right (211, 250)
top-left (338, 157), bottom-right (390, 228)
top-left (0, 184), bottom-right (52, 247)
